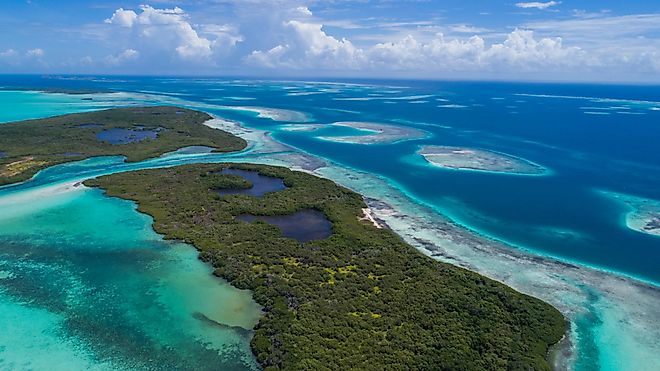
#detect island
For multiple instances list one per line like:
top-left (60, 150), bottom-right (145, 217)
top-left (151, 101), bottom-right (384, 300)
top-left (86, 162), bottom-right (565, 370)
top-left (2, 107), bottom-right (566, 370)
top-left (419, 145), bottom-right (547, 175)
top-left (0, 106), bottom-right (246, 186)
top-left (318, 121), bottom-right (429, 144)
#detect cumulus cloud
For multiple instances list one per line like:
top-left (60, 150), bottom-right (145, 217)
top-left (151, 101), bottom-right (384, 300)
top-left (91, 3), bottom-right (660, 79)
top-left (105, 5), bottom-right (239, 61)
top-left (25, 48), bottom-right (45, 58)
top-left (248, 20), bottom-right (364, 69)
top-left (516, 1), bottom-right (561, 10)
top-left (105, 49), bottom-right (139, 66)
top-left (248, 18), bottom-right (584, 74)
top-left (105, 8), bottom-right (137, 27)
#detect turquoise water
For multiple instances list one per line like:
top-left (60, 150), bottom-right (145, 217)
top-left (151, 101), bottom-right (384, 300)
top-left (0, 77), bottom-right (659, 370)
top-left (0, 90), bottom-right (96, 122)
top-left (0, 178), bottom-right (261, 370)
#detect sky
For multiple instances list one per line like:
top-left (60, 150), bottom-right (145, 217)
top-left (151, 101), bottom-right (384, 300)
top-left (1, 0), bottom-right (659, 82)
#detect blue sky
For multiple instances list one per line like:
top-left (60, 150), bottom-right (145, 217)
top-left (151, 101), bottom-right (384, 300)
top-left (1, 1), bottom-right (659, 82)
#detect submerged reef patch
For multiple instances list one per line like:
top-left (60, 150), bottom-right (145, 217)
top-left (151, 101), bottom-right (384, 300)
top-left (418, 145), bottom-right (547, 175)
top-left (317, 121), bottom-right (429, 144)
top-left (599, 190), bottom-right (660, 237)
top-left (219, 106), bottom-right (310, 123)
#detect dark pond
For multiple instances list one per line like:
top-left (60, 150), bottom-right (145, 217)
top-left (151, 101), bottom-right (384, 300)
top-left (237, 209), bottom-right (332, 243)
top-left (96, 127), bottom-right (160, 145)
top-left (0, 151), bottom-right (5, 158)
top-left (76, 123), bottom-right (104, 128)
top-left (215, 168), bottom-right (286, 197)
top-left (62, 152), bottom-right (83, 157)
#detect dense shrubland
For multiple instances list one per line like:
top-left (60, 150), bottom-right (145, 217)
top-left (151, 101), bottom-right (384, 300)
top-left (88, 163), bottom-right (566, 371)
top-left (0, 106), bottom-right (246, 185)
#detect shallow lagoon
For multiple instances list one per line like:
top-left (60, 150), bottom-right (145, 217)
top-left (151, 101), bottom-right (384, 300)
top-left (0, 183), bottom-right (262, 370)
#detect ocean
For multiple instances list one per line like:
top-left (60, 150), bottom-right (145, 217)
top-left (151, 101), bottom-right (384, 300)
top-left (0, 75), bottom-right (658, 370)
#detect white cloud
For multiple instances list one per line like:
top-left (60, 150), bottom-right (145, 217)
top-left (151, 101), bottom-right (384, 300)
top-left (524, 13), bottom-right (660, 73)
top-left (516, 1), bottom-right (561, 10)
top-left (105, 49), bottom-right (139, 66)
top-left (94, 3), bottom-right (660, 79)
top-left (25, 48), bottom-right (45, 58)
top-left (0, 49), bottom-right (19, 59)
top-left (247, 20), bottom-right (365, 69)
top-left (248, 20), bottom-right (584, 73)
top-left (105, 8), bottom-right (138, 27)
top-left (449, 24), bottom-right (491, 34)
top-left (526, 13), bottom-right (660, 37)
top-left (105, 5), bottom-right (239, 60)
top-left (295, 6), bottom-right (312, 17)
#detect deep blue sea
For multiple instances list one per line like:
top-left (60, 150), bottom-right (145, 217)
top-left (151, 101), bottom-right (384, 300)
top-left (6, 75), bottom-right (658, 281)
top-left (1, 75), bottom-right (659, 370)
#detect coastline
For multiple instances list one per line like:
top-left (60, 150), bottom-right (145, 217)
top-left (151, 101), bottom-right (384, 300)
top-left (0, 107), bottom-right (566, 369)
top-left (1, 90), bottom-right (659, 369)
top-left (224, 117), bottom-right (660, 370)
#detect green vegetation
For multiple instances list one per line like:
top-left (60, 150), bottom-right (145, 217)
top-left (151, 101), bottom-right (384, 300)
top-left (0, 106), bottom-right (246, 185)
top-left (87, 163), bottom-right (567, 371)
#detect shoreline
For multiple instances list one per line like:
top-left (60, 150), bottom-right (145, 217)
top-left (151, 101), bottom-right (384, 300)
top-left (87, 162), bottom-right (566, 369)
top-left (0, 108), bottom-right (566, 369)
top-left (2, 90), bottom-right (660, 369)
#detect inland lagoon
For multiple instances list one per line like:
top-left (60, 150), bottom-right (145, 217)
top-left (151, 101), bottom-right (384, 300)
top-left (237, 209), bottom-right (332, 243)
top-left (213, 168), bottom-right (287, 197)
